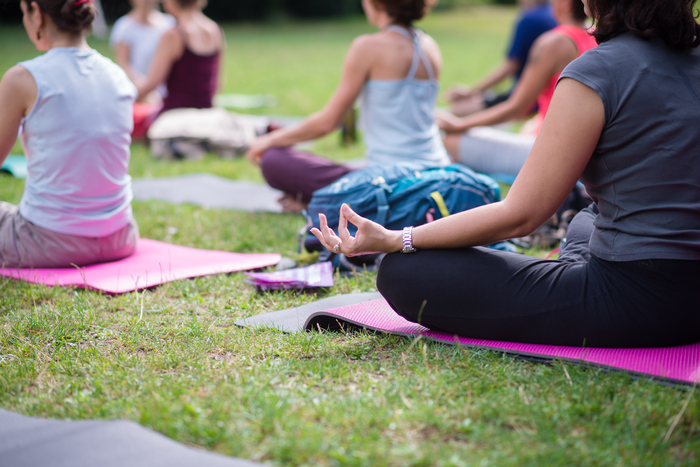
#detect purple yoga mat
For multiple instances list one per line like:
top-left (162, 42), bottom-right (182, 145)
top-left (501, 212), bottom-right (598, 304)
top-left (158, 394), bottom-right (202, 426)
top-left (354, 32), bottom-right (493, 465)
top-left (0, 239), bottom-right (281, 295)
top-left (307, 299), bottom-right (700, 386)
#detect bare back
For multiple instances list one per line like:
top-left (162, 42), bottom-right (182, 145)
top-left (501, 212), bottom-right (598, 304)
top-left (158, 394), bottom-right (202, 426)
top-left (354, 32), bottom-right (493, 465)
top-left (364, 28), bottom-right (442, 81)
top-left (176, 12), bottom-right (222, 56)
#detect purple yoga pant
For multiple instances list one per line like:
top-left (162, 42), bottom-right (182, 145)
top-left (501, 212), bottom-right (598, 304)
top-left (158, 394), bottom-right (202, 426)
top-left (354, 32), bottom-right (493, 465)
top-left (260, 147), bottom-right (353, 204)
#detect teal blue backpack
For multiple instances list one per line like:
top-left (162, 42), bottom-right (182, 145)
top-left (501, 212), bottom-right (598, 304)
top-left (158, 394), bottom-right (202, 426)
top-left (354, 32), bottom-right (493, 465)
top-left (304, 162), bottom-right (510, 254)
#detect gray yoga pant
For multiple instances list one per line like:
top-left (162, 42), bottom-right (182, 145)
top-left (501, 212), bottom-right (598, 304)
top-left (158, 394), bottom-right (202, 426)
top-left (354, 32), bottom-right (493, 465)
top-left (458, 126), bottom-right (535, 177)
top-left (377, 204), bottom-right (700, 348)
top-left (0, 202), bottom-right (139, 268)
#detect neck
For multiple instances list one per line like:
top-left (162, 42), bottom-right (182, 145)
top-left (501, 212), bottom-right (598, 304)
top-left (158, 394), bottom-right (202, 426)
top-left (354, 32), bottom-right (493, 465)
top-left (132, 5), bottom-right (154, 24)
top-left (171, 6), bottom-right (199, 23)
top-left (374, 13), bottom-right (395, 30)
top-left (46, 29), bottom-right (89, 50)
top-left (558, 17), bottom-right (586, 28)
top-left (555, 12), bottom-right (586, 28)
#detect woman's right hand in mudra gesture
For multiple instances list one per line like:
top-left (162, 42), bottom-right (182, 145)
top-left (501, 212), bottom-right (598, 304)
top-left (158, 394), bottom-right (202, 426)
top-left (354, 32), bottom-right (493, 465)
top-left (310, 204), bottom-right (403, 257)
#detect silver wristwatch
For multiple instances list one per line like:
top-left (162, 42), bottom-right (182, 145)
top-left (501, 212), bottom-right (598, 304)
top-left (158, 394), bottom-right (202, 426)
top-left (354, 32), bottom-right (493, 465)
top-left (401, 226), bottom-right (417, 254)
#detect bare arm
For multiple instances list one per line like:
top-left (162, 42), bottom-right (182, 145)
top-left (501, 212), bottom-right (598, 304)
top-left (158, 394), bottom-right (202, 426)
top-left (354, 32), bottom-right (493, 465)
top-left (0, 66), bottom-right (37, 165)
top-left (439, 34), bottom-right (578, 133)
top-left (136, 28), bottom-right (182, 99)
top-left (312, 78), bottom-right (605, 254)
top-left (114, 42), bottom-right (146, 86)
top-left (245, 35), bottom-right (373, 165)
top-left (217, 28), bottom-right (227, 93)
top-left (448, 58), bottom-right (520, 101)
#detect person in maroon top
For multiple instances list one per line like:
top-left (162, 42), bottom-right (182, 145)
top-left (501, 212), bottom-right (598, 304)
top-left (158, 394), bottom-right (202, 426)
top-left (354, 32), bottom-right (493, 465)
top-left (134, 0), bottom-right (222, 117)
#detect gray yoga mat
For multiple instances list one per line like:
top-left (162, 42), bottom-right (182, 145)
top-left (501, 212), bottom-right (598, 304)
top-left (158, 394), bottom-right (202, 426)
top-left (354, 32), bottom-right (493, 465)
top-left (235, 292), bottom-right (383, 332)
top-left (0, 409), bottom-right (265, 467)
top-left (132, 173), bottom-right (283, 212)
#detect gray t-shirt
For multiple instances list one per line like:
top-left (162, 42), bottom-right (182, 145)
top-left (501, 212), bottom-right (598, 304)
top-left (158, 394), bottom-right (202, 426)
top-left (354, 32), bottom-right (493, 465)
top-left (560, 32), bottom-right (700, 261)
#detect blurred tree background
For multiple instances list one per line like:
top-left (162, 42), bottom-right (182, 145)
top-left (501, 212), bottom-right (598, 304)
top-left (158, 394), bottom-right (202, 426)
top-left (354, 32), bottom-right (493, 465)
top-left (0, 0), bottom-right (515, 23)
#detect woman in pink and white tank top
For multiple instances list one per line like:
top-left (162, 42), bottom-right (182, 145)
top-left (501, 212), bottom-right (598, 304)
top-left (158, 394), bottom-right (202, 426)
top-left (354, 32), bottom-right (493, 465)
top-left (0, 0), bottom-right (139, 268)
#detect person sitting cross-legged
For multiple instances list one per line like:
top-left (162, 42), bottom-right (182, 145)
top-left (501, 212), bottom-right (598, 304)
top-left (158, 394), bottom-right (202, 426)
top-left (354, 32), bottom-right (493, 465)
top-left (0, 0), bottom-right (139, 268)
top-left (312, 0), bottom-right (700, 348)
top-left (245, 0), bottom-right (450, 213)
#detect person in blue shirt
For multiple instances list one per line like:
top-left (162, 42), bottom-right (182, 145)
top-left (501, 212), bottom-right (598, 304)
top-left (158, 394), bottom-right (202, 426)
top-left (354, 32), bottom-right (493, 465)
top-left (447, 0), bottom-right (557, 116)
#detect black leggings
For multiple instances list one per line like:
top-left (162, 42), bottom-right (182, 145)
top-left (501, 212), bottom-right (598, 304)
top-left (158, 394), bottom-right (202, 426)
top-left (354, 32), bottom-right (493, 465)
top-left (376, 205), bottom-right (700, 348)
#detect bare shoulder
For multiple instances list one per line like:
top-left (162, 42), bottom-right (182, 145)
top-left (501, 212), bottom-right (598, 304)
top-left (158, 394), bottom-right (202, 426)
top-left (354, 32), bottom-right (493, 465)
top-left (419, 32), bottom-right (439, 49)
top-left (1, 65), bottom-right (35, 93)
top-left (0, 65), bottom-right (37, 115)
top-left (160, 27), bottom-right (182, 46)
top-left (418, 32), bottom-right (441, 56)
top-left (532, 29), bottom-right (579, 57)
top-left (350, 33), bottom-right (383, 52)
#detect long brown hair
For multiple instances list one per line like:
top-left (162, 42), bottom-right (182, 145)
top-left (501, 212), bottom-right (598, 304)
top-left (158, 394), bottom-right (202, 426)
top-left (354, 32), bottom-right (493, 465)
top-left (23, 0), bottom-right (96, 33)
top-left (587, 0), bottom-right (700, 49)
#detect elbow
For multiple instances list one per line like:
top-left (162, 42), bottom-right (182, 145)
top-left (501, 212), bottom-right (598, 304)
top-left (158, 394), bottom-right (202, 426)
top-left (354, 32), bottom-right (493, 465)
top-left (318, 120), bottom-right (338, 136)
top-left (500, 203), bottom-right (547, 239)
top-left (510, 220), bottom-right (541, 239)
top-left (309, 112), bottom-right (338, 136)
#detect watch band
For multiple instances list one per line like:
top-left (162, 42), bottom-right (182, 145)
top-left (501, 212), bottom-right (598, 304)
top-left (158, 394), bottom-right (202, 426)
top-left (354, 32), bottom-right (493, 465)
top-left (401, 226), bottom-right (417, 254)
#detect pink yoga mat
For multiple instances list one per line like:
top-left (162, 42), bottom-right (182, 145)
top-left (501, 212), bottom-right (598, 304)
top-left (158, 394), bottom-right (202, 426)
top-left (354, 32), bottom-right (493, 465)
top-left (0, 239), bottom-right (281, 294)
top-left (309, 299), bottom-right (700, 386)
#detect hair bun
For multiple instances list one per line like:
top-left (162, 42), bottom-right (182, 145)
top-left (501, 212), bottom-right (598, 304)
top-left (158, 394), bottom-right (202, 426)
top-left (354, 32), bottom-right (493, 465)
top-left (28, 0), bottom-right (96, 33)
top-left (373, 0), bottom-right (437, 26)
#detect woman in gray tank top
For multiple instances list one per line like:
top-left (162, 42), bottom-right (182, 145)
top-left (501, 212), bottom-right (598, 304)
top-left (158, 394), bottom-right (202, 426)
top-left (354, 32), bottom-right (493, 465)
top-left (245, 0), bottom-right (449, 213)
top-left (312, 0), bottom-right (700, 348)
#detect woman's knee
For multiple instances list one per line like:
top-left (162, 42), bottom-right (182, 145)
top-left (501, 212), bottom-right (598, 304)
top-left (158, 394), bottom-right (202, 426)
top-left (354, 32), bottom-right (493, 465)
top-left (377, 253), bottom-right (424, 322)
top-left (443, 133), bottom-right (461, 160)
top-left (259, 147), bottom-right (289, 184)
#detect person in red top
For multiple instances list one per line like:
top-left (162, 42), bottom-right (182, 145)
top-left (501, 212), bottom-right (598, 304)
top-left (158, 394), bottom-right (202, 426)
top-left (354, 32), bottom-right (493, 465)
top-left (437, 0), bottom-right (596, 179)
top-left (130, 0), bottom-right (223, 136)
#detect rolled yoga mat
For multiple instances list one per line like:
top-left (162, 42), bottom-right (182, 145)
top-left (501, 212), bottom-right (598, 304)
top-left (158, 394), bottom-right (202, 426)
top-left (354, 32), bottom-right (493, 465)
top-left (0, 239), bottom-right (281, 295)
top-left (1, 155), bottom-right (28, 179)
top-left (132, 174), bottom-right (284, 213)
top-left (0, 409), bottom-right (266, 467)
top-left (235, 295), bottom-right (700, 386)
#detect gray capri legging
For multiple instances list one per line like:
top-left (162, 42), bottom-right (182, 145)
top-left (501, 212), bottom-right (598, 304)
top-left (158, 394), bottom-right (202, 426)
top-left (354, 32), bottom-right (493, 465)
top-left (0, 202), bottom-right (139, 269)
top-left (458, 127), bottom-right (535, 177)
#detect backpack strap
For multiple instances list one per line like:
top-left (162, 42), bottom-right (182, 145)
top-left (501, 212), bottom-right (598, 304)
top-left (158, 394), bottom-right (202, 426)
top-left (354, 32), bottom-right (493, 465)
top-left (372, 175), bottom-right (392, 226)
top-left (429, 191), bottom-right (451, 218)
top-left (375, 189), bottom-right (389, 226)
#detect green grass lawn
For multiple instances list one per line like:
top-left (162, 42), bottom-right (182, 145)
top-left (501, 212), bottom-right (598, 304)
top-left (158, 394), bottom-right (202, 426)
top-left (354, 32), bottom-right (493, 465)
top-left (1, 6), bottom-right (699, 466)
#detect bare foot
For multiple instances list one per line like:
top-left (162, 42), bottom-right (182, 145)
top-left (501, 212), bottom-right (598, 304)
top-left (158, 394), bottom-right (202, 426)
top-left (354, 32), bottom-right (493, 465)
top-left (277, 194), bottom-right (308, 214)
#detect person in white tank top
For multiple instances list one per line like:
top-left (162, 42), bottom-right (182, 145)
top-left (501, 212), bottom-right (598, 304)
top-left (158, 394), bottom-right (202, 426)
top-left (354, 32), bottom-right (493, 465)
top-left (0, 0), bottom-right (139, 268)
top-left (244, 0), bottom-right (448, 213)
top-left (110, 0), bottom-right (175, 100)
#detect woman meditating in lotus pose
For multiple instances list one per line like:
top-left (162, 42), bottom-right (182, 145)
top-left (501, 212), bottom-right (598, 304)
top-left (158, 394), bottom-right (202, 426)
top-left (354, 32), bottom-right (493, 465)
top-left (131, 0), bottom-right (223, 132)
top-left (312, 0), bottom-right (700, 348)
top-left (246, 0), bottom-right (450, 212)
top-left (438, 0), bottom-right (597, 179)
top-left (110, 0), bottom-right (175, 139)
top-left (0, 0), bottom-right (138, 268)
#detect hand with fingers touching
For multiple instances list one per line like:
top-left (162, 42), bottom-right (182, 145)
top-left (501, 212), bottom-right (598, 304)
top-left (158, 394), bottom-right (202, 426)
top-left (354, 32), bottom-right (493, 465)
top-left (246, 135), bottom-right (272, 167)
top-left (445, 84), bottom-right (476, 102)
top-left (310, 204), bottom-right (403, 257)
top-left (435, 110), bottom-right (467, 133)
